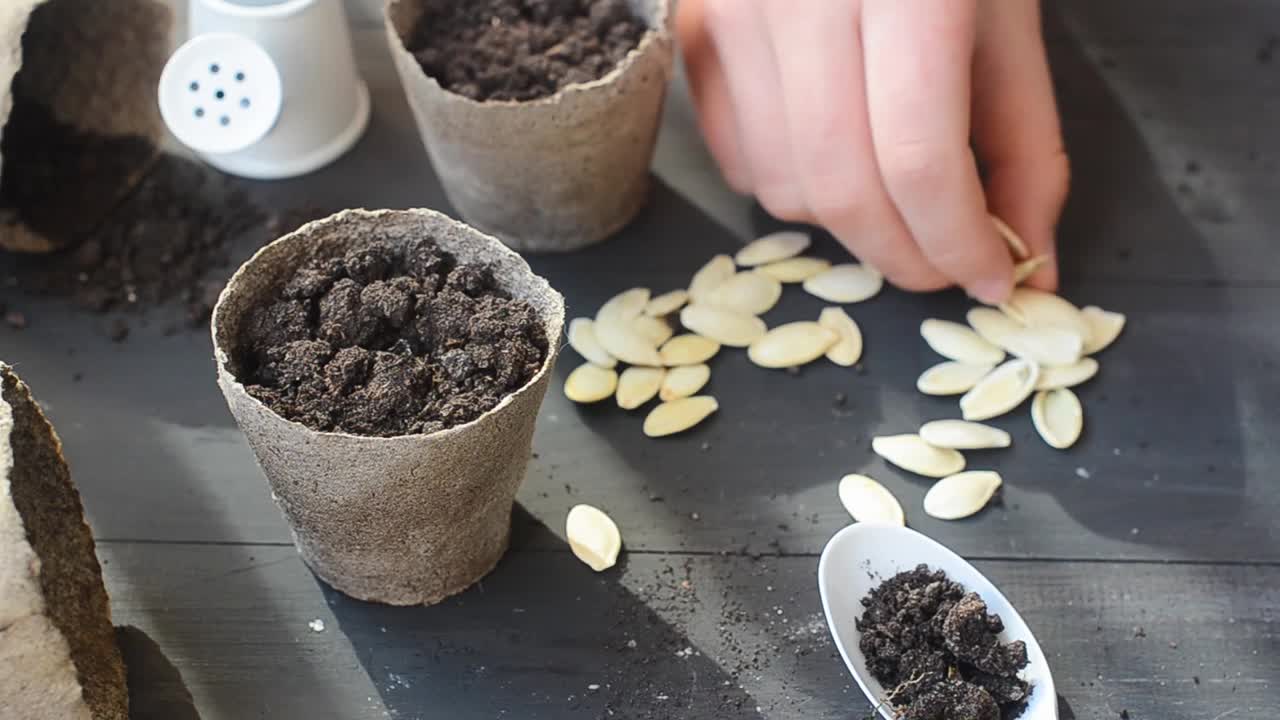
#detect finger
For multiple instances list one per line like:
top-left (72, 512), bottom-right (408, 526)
top-left (760, 0), bottom-right (947, 291)
top-left (702, 0), bottom-right (807, 219)
top-left (973, 0), bottom-right (1069, 291)
top-left (676, 0), bottom-right (752, 193)
top-left (862, 0), bottom-right (1014, 304)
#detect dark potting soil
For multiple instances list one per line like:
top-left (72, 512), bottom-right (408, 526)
top-left (857, 565), bottom-right (1031, 720)
top-left (407, 0), bottom-right (647, 102)
top-left (234, 236), bottom-right (548, 437)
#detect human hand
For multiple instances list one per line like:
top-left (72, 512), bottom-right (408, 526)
top-left (677, 0), bottom-right (1069, 303)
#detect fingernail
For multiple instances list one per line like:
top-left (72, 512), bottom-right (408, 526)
top-left (971, 275), bottom-right (1013, 305)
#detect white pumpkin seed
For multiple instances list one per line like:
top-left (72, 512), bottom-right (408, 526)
top-left (633, 315), bottom-right (675, 347)
top-left (756, 256), bottom-right (831, 283)
top-left (616, 367), bottom-right (665, 410)
top-left (594, 319), bottom-right (662, 367)
top-left (566, 504), bottom-right (622, 572)
top-left (1032, 388), bottom-right (1083, 449)
top-left (645, 289), bottom-right (690, 317)
top-left (564, 363), bottom-right (619, 404)
top-left (923, 471), bottom-right (1003, 520)
top-left (643, 396), bottom-right (719, 437)
top-left (999, 326), bottom-right (1084, 367)
top-left (966, 307), bottom-right (1024, 348)
top-left (920, 319), bottom-right (1006, 365)
top-left (735, 231), bottom-right (811, 267)
top-left (596, 287), bottom-right (650, 324)
top-left (747, 321), bottom-right (839, 369)
top-left (706, 271), bottom-right (783, 315)
top-left (1013, 256), bottom-right (1050, 285)
top-left (802, 264), bottom-right (883, 303)
top-left (1081, 306), bottom-right (1126, 354)
top-left (916, 361), bottom-right (994, 396)
top-left (680, 304), bottom-right (767, 347)
top-left (991, 215), bottom-right (1030, 259)
top-left (960, 358), bottom-right (1040, 421)
top-left (688, 254), bottom-right (736, 301)
top-left (1001, 287), bottom-right (1090, 340)
top-left (871, 434), bottom-right (966, 478)
top-left (568, 318), bottom-right (616, 368)
top-left (660, 364), bottom-right (711, 401)
top-left (1035, 357), bottom-right (1099, 390)
top-left (919, 420), bottom-right (1011, 450)
top-left (818, 307), bottom-right (863, 367)
top-left (837, 474), bottom-right (905, 526)
top-left (659, 334), bottom-right (721, 366)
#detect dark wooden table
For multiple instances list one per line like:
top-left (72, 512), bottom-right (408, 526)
top-left (2, 3), bottom-right (1278, 718)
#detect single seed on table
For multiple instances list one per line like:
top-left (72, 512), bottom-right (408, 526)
top-left (568, 318), bottom-right (616, 368)
top-left (818, 307), bottom-right (863, 367)
top-left (919, 419), bottom-right (1011, 450)
top-left (645, 289), bottom-right (690, 317)
top-left (999, 326), bottom-right (1084, 367)
top-left (747, 321), bottom-right (839, 369)
top-left (596, 287), bottom-right (651, 324)
top-left (1013, 255), bottom-right (1051, 285)
top-left (1001, 287), bottom-right (1090, 341)
top-left (923, 471), bottom-right (1003, 520)
top-left (1032, 387), bottom-right (1084, 449)
top-left (566, 504), bottom-right (622, 572)
top-left (871, 434), bottom-right (966, 478)
top-left (643, 396), bottom-right (719, 437)
top-left (660, 364), bottom-right (711, 401)
top-left (755, 256), bottom-right (831, 283)
top-left (680, 304), bottom-right (767, 347)
top-left (564, 363), bottom-right (619, 404)
top-left (916, 361), bottom-right (994, 396)
top-left (803, 263), bottom-right (883, 303)
top-left (594, 319), bottom-right (662, 367)
top-left (735, 230), bottom-right (811, 267)
top-left (1036, 357), bottom-right (1099, 390)
top-left (837, 474), bottom-right (905, 526)
top-left (1081, 305), bottom-right (1126, 354)
top-left (688, 254), bottom-right (736, 302)
top-left (966, 306), bottom-right (1024, 348)
top-left (960, 358), bottom-right (1040, 421)
top-left (616, 367), bottom-right (665, 410)
top-left (633, 315), bottom-right (674, 347)
top-left (991, 214), bottom-right (1030, 259)
top-left (920, 319), bottom-right (1006, 365)
top-left (659, 333), bottom-right (720, 366)
top-left (706, 271), bottom-right (783, 315)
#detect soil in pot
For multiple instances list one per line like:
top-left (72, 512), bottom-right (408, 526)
top-left (233, 233), bottom-right (550, 437)
top-left (407, 0), bottom-right (647, 102)
top-left (857, 565), bottom-right (1032, 720)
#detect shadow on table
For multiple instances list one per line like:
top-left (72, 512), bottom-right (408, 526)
top-left (116, 625), bottom-right (201, 720)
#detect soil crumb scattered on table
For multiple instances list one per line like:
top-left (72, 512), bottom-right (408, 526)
top-left (857, 565), bottom-right (1031, 720)
top-left (234, 235), bottom-right (548, 436)
top-left (407, 0), bottom-right (647, 102)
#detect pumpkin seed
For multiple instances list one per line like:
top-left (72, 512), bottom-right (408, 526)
top-left (837, 474), bottom-right (905, 526)
top-left (643, 396), bottom-right (719, 437)
top-left (735, 231), bottom-right (811, 267)
top-left (966, 307), bottom-right (1024, 348)
top-left (1013, 256), bottom-right (1050, 285)
top-left (920, 319), bottom-right (1006, 365)
top-left (818, 307), bottom-right (863, 367)
top-left (568, 318), bottom-right (616, 368)
top-left (566, 504), bottom-right (622, 572)
top-left (748, 321), bottom-right (839, 369)
top-left (871, 434), bottom-right (966, 478)
top-left (616, 367), bottom-right (665, 410)
top-left (688, 254), bottom-right (736, 301)
top-left (1035, 357), bottom-right (1099, 390)
top-left (960, 358), bottom-right (1040, 421)
top-left (680, 304), bottom-right (767, 347)
top-left (916, 361), bottom-right (994, 396)
top-left (756, 256), bottom-right (831, 283)
top-left (802, 264), bottom-right (883, 303)
top-left (999, 326), bottom-right (1084, 367)
top-left (596, 287), bottom-right (650, 324)
top-left (923, 471), bottom-right (1003, 520)
top-left (706, 271), bottom-right (783, 315)
top-left (645, 289), bottom-right (690, 317)
top-left (660, 364), bottom-right (711, 401)
top-left (564, 363), bottom-right (619, 404)
top-left (659, 334), bottom-right (721, 366)
top-left (991, 215), bottom-right (1029, 259)
top-left (919, 420), bottom-right (1011, 450)
top-left (594, 319), bottom-right (662, 367)
top-left (1081, 306), bottom-right (1126, 354)
top-left (1032, 388), bottom-right (1083, 449)
top-left (633, 315), bottom-right (675, 347)
top-left (1001, 287), bottom-right (1089, 340)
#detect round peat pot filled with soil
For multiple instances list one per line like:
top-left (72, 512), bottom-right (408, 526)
top-left (211, 209), bottom-right (565, 606)
top-left (385, 0), bottom-right (674, 253)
